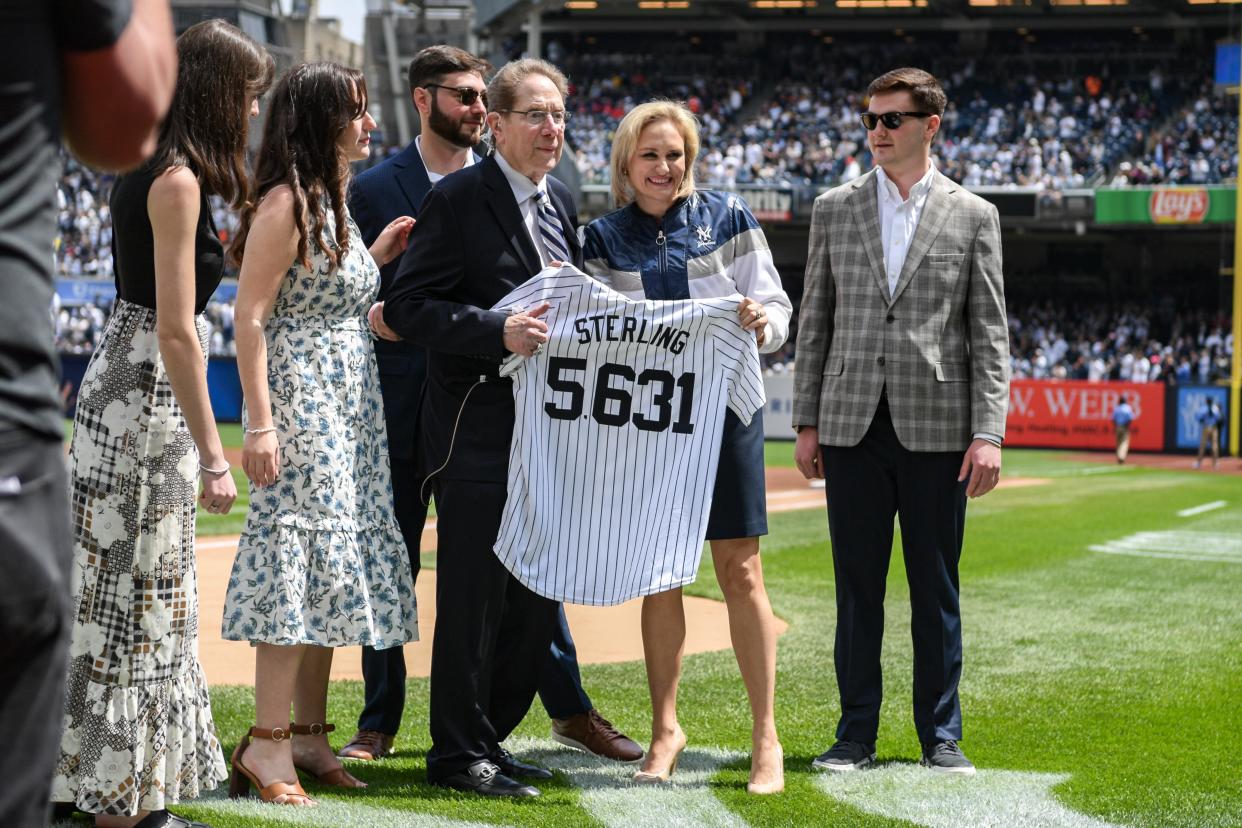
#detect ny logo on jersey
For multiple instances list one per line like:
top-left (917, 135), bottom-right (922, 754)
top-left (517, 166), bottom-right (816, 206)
top-left (694, 224), bottom-right (714, 248)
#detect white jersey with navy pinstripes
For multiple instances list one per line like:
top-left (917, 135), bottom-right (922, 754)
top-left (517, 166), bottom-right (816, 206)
top-left (492, 265), bottom-right (765, 606)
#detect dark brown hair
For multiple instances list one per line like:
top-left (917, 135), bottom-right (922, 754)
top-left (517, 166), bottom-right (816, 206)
top-left (232, 62), bottom-right (368, 271)
top-left (866, 67), bottom-right (947, 116)
top-left (149, 19), bottom-right (274, 207)
top-left (407, 45), bottom-right (492, 94)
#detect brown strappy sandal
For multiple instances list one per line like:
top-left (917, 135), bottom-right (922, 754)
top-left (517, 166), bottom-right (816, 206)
top-left (229, 725), bottom-right (317, 806)
top-left (291, 722), bottom-right (367, 788)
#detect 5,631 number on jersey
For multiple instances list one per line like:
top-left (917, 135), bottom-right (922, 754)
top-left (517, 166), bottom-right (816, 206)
top-left (544, 356), bottom-right (696, 434)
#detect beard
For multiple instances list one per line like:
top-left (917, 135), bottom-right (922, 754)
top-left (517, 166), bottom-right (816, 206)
top-left (428, 97), bottom-right (483, 149)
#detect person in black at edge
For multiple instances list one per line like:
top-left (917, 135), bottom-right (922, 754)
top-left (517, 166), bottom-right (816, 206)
top-left (2, 1), bottom-right (175, 825)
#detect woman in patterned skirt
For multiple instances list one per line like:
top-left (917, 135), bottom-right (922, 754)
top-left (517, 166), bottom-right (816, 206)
top-left (52, 20), bottom-right (274, 828)
top-left (221, 63), bottom-right (419, 807)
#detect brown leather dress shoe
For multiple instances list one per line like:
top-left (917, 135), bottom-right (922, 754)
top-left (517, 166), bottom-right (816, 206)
top-left (337, 729), bottom-right (394, 761)
top-left (551, 709), bottom-right (644, 762)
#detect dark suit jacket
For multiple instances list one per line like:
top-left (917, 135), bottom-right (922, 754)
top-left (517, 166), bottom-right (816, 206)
top-left (383, 153), bottom-right (583, 483)
top-left (350, 141), bottom-right (435, 459)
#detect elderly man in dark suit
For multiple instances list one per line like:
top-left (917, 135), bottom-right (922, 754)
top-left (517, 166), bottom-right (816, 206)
top-left (793, 67), bottom-right (1009, 776)
top-left (344, 44), bottom-right (639, 771)
top-left (383, 57), bottom-right (598, 798)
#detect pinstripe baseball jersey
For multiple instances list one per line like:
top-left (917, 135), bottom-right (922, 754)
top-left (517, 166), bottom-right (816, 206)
top-left (491, 265), bottom-right (765, 606)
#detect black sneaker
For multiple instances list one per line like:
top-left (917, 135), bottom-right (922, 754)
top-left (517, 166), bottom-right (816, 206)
top-left (920, 740), bottom-right (976, 775)
top-left (811, 740), bottom-right (876, 772)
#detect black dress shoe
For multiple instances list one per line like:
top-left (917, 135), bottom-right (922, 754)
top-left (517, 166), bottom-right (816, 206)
top-left (431, 760), bottom-right (540, 797)
top-left (493, 747), bottom-right (553, 780)
top-left (133, 810), bottom-right (213, 828)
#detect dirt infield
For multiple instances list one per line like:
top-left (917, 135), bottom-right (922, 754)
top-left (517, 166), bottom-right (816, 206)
top-left (1065, 450), bottom-right (1242, 475)
top-left (196, 466), bottom-right (1050, 686)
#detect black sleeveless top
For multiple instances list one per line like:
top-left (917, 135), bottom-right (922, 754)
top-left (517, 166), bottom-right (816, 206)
top-left (109, 163), bottom-right (225, 314)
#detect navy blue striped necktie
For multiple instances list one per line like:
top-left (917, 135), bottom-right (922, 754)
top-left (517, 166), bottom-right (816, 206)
top-left (534, 190), bottom-right (571, 264)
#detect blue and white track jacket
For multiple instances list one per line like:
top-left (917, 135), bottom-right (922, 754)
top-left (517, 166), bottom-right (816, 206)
top-left (582, 190), bottom-right (793, 354)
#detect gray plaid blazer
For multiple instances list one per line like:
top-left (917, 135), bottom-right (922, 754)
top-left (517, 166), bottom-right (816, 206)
top-left (793, 167), bottom-right (1009, 452)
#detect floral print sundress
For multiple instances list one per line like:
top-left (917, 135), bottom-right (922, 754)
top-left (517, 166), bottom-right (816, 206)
top-left (222, 209), bottom-right (418, 650)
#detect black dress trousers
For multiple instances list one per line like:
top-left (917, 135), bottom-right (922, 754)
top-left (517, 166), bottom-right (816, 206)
top-left (424, 478), bottom-right (559, 780)
top-left (822, 395), bottom-right (968, 745)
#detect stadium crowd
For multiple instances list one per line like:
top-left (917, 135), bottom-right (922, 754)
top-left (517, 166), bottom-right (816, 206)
top-left (554, 35), bottom-right (1228, 191)
top-left (1007, 302), bottom-right (1234, 383)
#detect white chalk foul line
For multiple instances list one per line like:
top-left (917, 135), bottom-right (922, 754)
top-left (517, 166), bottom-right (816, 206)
top-left (814, 763), bottom-right (1123, 828)
top-left (1089, 530), bottom-right (1242, 565)
top-left (1177, 500), bottom-right (1227, 518)
top-left (135, 788), bottom-right (489, 828)
top-left (519, 737), bottom-right (748, 828)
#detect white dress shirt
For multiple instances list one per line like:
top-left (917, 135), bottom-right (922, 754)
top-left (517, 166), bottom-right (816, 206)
top-left (493, 151), bottom-right (559, 267)
top-left (876, 162), bottom-right (935, 299)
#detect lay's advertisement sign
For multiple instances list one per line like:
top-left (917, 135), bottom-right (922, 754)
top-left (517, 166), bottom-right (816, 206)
top-left (1096, 187), bottom-right (1235, 225)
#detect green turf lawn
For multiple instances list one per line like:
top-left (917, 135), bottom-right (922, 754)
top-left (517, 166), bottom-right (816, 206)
top-left (56, 425), bottom-right (1242, 826)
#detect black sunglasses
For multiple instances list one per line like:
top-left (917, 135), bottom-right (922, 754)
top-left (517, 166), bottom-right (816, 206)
top-left (424, 84), bottom-right (488, 107)
top-left (860, 111), bottom-right (933, 131)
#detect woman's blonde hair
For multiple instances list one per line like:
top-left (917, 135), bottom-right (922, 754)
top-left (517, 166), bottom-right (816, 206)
top-left (609, 100), bottom-right (700, 207)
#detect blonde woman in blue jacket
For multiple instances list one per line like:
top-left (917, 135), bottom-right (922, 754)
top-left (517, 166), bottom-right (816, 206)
top-left (583, 100), bottom-right (792, 794)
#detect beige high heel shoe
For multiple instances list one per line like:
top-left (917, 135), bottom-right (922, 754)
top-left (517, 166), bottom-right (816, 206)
top-left (632, 739), bottom-right (686, 784)
top-left (746, 743), bottom-right (785, 795)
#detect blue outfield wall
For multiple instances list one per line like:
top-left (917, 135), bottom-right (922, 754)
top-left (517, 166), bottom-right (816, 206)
top-left (60, 353), bottom-right (245, 423)
top-left (1169, 384), bottom-right (1231, 453)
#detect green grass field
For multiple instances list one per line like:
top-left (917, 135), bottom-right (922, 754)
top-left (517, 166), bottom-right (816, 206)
top-left (58, 428), bottom-right (1242, 826)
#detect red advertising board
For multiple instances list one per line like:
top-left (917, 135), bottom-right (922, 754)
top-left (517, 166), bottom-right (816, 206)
top-left (1005, 380), bottom-right (1165, 450)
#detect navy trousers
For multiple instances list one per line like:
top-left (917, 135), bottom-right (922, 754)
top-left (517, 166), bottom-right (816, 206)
top-left (822, 395), bottom-right (968, 745)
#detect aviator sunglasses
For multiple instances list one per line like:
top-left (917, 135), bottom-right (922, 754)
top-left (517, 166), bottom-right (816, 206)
top-left (860, 110), bottom-right (933, 131)
top-left (424, 84), bottom-right (488, 107)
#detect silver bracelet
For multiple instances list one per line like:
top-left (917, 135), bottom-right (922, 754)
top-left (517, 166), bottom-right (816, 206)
top-left (198, 461), bottom-right (230, 477)
top-left (244, 426), bottom-right (278, 435)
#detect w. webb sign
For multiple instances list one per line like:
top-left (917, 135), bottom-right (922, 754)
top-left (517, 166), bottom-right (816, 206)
top-left (1005, 380), bottom-right (1166, 450)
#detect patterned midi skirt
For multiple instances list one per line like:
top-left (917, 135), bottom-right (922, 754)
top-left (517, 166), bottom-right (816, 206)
top-left (51, 300), bottom-right (227, 815)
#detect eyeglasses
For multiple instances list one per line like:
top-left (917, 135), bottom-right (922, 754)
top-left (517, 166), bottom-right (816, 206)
top-left (424, 84), bottom-right (487, 107)
top-left (502, 109), bottom-right (571, 127)
top-left (860, 111), bottom-right (933, 131)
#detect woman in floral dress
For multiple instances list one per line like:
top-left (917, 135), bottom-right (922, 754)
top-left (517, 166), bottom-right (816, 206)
top-left (52, 20), bottom-right (274, 828)
top-left (221, 62), bottom-right (418, 807)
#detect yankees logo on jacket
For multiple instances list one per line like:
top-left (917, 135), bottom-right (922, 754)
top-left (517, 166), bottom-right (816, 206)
top-left (492, 266), bottom-right (765, 606)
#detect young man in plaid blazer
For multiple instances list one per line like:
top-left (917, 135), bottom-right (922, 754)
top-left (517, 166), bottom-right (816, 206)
top-left (793, 67), bottom-right (1009, 776)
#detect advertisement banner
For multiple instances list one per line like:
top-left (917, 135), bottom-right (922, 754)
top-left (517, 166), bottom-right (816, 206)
top-left (763, 372), bottom-right (795, 440)
top-left (1174, 385), bottom-right (1230, 451)
top-left (1005, 380), bottom-right (1165, 450)
top-left (1094, 187), bottom-right (1236, 225)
